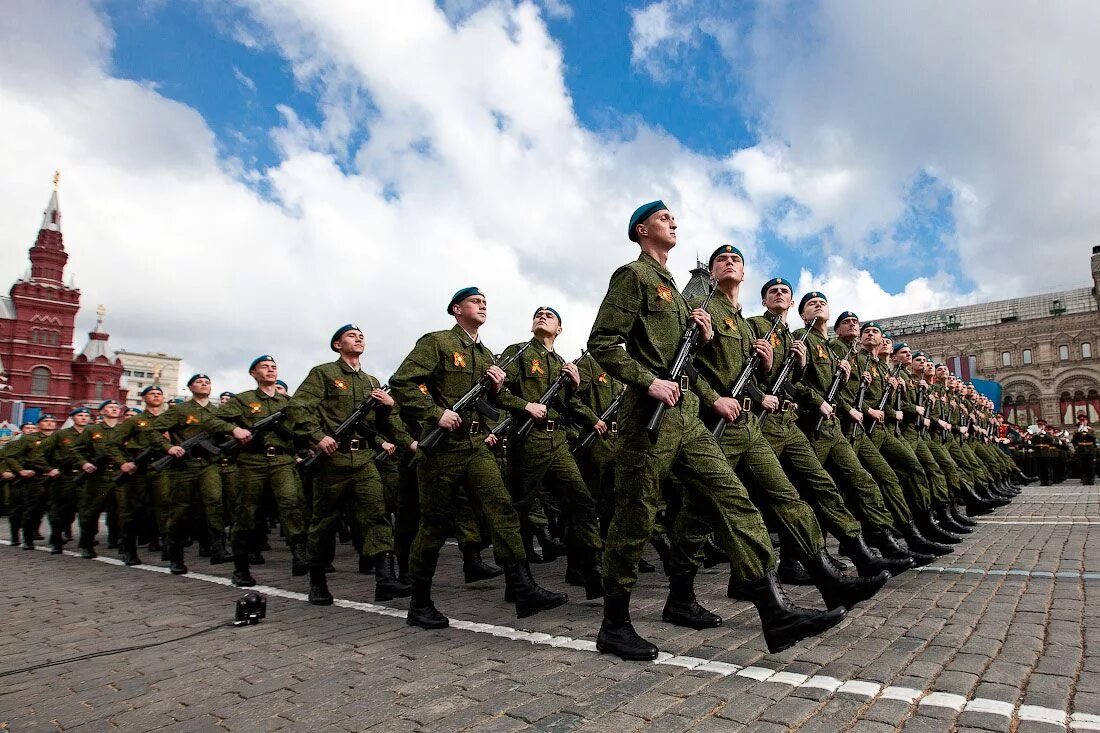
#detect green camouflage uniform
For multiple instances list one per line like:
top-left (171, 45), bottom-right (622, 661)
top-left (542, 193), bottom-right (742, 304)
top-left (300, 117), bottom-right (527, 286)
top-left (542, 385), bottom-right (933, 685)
top-left (895, 370), bottom-right (950, 503)
top-left (588, 253), bottom-right (774, 595)
top-left (40, 426), bottom-right (88, 545)
top-left (5, 433), bottom-right (51, 545)
top-left (500, 338), bottom-right (602, 562)
top-left (390, 324), bottom-right (529, 582)
top-left (152, 401), bottom-right (226, 546)
top-left (289, 359), bottom-right (395, 568)
top-left (215, 389), bottom-right (308, 557)
top-left (73, 421), bottom-right (130, 549)
top-left (106, 412), bottom-right (173, 543)
top-left (571, 353), bottom-right (622, 533)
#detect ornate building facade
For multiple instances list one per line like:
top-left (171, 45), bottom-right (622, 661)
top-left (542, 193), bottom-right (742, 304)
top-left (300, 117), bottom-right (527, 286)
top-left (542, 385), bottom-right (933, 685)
top-left (0, 181), bottom-right (126, 422)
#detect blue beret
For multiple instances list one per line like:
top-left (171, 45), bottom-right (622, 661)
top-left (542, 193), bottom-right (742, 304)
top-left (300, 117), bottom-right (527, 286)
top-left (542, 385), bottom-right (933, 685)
top-left (219, 391), bottom-right (235, 399)
top-left (447, 287), bottom-right (483, 315)
top-left (799, 291), bottom-right (827, 313)
top-left (882, 331), bottom-right (892, 340)
top-left (532, 306), bottom-right (561, 324)
top-left (708, 244), bottom-right (743, 270)
top-left (187, 373), bottom-right (210, 386)
top-left (97, 399), bottom-right (119, 410)
top-left (892, 341), bottom-right (910, 354)
top-left (37, 413), bottom-right (56, 423)
top-left (912, 351), bottom-right (926, 359)
top-left (628, 200), bottom-right (667, 242)
top-left (860, 321), bottom-right (882, 333)
top-left (275, 380), bottom-right (288, 390)
top-left (69, 407), bottom-right (91, 417)
top-left (760, 277), bottom-right (793, 299)
top-left (20, 422), bottom-right (34, 429)
top-left (130, 407), bottom-right (143, 414)
top-left (249, 355), bottom-right (275, 372)
top-left (330, 324), bottom-right (362, 351)
top-left (833, 311), bottom-right (858, 330)
top-left (934, 362), bottom-right (945, 368)
top-left (140, 385), bottom-right (163, 397)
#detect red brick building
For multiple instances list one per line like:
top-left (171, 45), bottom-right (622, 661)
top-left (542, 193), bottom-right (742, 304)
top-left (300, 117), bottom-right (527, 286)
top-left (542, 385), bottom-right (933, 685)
top-left (0, 182), bottom-right (125, 423)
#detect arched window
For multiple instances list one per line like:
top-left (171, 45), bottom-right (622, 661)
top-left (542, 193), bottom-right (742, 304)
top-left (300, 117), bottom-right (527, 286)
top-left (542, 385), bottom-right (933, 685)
top-left (30, 366), bottom-right (50, 395)
top-left (1002, 395), bottom-right (1018, 425)
top-left (1089, 390), bottom-right (1100, 423)
top-left (1022, 349), bottom-right (1033, 364)
top-left (94, 381), bottom-right (104, 401)
top-left (1026, 394), bottom-right (1042, 424)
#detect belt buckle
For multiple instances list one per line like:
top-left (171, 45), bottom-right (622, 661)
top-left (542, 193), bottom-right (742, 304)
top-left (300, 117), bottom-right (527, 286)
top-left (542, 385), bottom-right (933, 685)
top-left (741, 397), bottom-right (752, 412)
top-left (546, 420), bottom-right (556, 433)
top-left (680, 375), bottom-right (690, 391)
top-left (265, 446), bottom-right (277, 457)
top-left (349, 439), bottom-right (361, 452)
top-left (610, 421), bottom-right (618, 435)
top-left (469, 417), bottom-right (480, 435)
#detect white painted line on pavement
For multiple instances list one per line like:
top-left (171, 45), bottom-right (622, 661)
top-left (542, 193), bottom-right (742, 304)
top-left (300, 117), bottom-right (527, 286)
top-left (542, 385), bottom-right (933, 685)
top-left (0, 540), bottom-right (1090, 731)
top-left (978, 520), bottom-right (1100, 525)
top-left (912, 565), bottom-right (1099, 580)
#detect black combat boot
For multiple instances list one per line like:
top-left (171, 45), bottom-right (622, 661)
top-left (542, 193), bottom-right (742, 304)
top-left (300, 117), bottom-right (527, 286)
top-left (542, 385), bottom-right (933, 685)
top-left (662, 572), bottom-right (722, 629)
top-left (406, 578), bottom-right (448, 629)
top-left (374, 552), bottom-right (412, 602)
top-left (650, 533), bottom-right (672, 576)
top-left (746, 571), bottom-right (847, 653)
top-left (308, 567), bottom-right (333, 605)
top-left (80, 546), bottom-right (97, 559)
top-left (871, 530), bottom-right (934, 568)
top-left (48, 529), bottom-right (64, 555)
top-left (533, 525), bottom-right (566, 562)
top-left (638, 558), bottom-right (657, 573)
top-left (802, 550), bottom-right (889, 610)
top-left (839, 534), bottom-right (915, 577)
top-left (169, 543), bottom-right (188, 575)
top-left (777, 547), bottom-right (815, 585)
top-left (123, 536), bottom-right (142, 566)
top-left (919, 510), bottom-right (962, 545)
top-left (948, 502), bottom-right (978, 528)
top-left (962, 487), bottom-right (995, 516)
top-left (462, 543), bottom-right (503, 582)
top-left (248, 549), bottom-right (265, 565)
top-left (934, 503), bottom-right (972, 535)
top-left (290, 541), bottom-right (311, 577)
top-left (596, 593), bottom-right (659, 661)
top-left (504, 563), bottom-right (568, 618)
top-left (9, 522), bottom-right (19, 546)
top-left (232, 553), bottom-right (256, 587)
top-left (209, 535), bottom-right (231, 565)
top-left (521, 529), bottom-right (545, 564)
top-left (147, 535), bottom-right (162, 552)
top-left (359, 555), bottom-right (373, 575)
top-left (198, 540), bottom-right (211, 558)
top-left (902, 523), bottom-right (952, 557)
top-left (701, 536), bottom-right (730, 569)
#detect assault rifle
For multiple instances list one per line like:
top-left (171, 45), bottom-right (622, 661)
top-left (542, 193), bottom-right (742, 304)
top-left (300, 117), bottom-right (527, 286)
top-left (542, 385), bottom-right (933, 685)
top-left (150, 431), bottom-right (222, 472)
top-left (113, 444), bottom-right (159, 484)
top-left (216, 409), bottom-right (287, 454)
top-left (302, 387), bottom-right (390, 470)
top-left (850, 378), bottom-right (869, 441)
top-left (814, 342), bottom-right (857, 438)
top-left (711, 317), bottom-right (781, 441)
top-left (418, 343), bottom-right (532, 454)
top-left (574, 387), bottom-right (626, 454)
top-left (646, 280), bottom-right (716, 443)
top-left (509, 350), bottom-right (588, 440)
top-left (75, 453), bottom-right (112, 487)
top-left (758, 318), bottom-right (818, 429)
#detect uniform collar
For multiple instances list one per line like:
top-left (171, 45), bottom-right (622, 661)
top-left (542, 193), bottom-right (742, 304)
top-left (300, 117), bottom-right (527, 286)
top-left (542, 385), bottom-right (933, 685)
top-left (638, 252), bottom-right (676, 286)
top-left (450, 323), bottom-right (479, 347)
top-left (527, 337), bottom-right (554, 356)
top-left (333, 357), bottom-right (361, 374)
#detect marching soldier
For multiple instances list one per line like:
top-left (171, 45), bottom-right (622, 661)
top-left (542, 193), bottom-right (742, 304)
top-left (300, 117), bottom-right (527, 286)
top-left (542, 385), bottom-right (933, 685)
top-left (499, 306), bottom-right (604, 598)
top-left (5, 414), bottom-right (58, 550)
top-left (1073, 414), bottom-right (1095, 485)
top-left (289, 326), bottom-right (411, 605)
top-left (586, 201), bottom-right (844, 661)
top-left (210, 356), bottom-right (311, 586)
top-left (40, 408), bottom-right (93, 554)
top-left (391, 288), bottom-right (568, 629)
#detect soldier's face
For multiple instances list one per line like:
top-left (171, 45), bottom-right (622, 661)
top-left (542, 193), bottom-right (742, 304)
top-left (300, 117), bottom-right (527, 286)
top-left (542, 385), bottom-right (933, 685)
top-left (275, 384), bottom-right (288, 395)
top-left (143, 390), bottom-right (164, 408)
top-left (189, 378), bottom-right (212, 398)
top-left (801, 298), bottom-right (828, 325)
top-left (334, 331), bottom-right (365, 355)
top-left (837, 318), bottom-right (859, 339)
top-left (453, 296), bottom-right (487, 325)
top-left (101, 404), bottom-right (121, 419)
top-left (860, 327), bottom-right (881, 350)
top-left (72, 413), bottom-right (90, 427)
top-left (912, 355), bottom-right (927, 371)
top-left (219, 395), bottom-right (232, 404)
top-left (711, 253), bottom-right (743, 284)
top-left (893, 348), bottom-right (912, 365)
top-left (763, 285), bottom-right (792, 313)
top-left (531, 309), bottom-right (561, 337)
top-left (252, 361), bottom-right (278, 385)
top-left (22, 425), bottom-right (38, 435)
top-left (38, 419), bottom-right (56, 433)
top-left (637, 210), bottom-right (676, 249)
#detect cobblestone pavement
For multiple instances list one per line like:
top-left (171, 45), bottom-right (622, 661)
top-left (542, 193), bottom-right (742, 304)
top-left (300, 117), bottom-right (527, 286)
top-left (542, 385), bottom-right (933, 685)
top-left (3, 479), bottom-right (1099, 732)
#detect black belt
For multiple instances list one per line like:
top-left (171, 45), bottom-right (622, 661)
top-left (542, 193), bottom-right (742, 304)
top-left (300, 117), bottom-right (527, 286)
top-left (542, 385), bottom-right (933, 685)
top-left (246, 445), bottom-right (290, 458)
top-left (338, 438), bottom-right (365, 452)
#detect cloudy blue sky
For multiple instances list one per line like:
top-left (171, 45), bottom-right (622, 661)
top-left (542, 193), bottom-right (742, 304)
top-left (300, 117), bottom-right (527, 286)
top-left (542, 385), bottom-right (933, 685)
top-left (0, 1), bottom-right (1096, 392)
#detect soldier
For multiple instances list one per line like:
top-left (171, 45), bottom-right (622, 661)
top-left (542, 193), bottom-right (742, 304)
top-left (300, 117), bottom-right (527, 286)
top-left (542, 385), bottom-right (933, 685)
top-left (152, 375), bottom-right (233, 571)
top-left (571, 352), bottom-right (622, 537)
top-left (1, 423), bottom-right (38, 544)
top-left (1073, 411), bottom-right (1091, 484)
top-left (5, 414), bottom-right (59, 550)
top-left (289, 326), bottom-right (411, 605)
top-left (693, 253), bottom-right (903, 598)
top-left (112, 386), bottom-right (175, 559)
top-left (586, 201), bottom-right (844, 661)
top-left (391, 289), bottom-right (568, 628)
top-left (40, 408), bottom-right (93, 554)
top-left (499, 307), bottom-right (604, 598)
top-left (219, 391), bottom-right (235, 405)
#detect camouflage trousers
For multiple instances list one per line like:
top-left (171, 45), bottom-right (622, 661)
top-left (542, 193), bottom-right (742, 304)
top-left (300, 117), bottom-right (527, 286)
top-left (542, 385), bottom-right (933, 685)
top-left (870, 425), bottom-right (932, 513)
top-left (232, 458), bottom-right (307, 555)
top-left (78, 471), bottom-right (140, 549)
top-left (901, 427), bottom-right (950, 504)
top-left (848, 423), bottom-right (913, 528)
top-left (308, 460), bottom-right (391, 568)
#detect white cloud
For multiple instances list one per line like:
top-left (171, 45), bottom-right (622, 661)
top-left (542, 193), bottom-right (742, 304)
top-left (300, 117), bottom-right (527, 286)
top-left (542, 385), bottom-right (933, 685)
top-left (232, 66), bottom-right (256, 93)
top-left (629, 1), bottom-right (695, 80)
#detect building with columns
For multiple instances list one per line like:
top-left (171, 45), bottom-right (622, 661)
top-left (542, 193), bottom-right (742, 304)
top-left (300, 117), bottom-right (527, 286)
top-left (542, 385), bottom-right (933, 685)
top-left (0, 179), bottom-right (126, 422)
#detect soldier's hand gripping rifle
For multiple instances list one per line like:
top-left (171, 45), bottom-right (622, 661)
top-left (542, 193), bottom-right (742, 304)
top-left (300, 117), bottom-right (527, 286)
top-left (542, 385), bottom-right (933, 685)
top-left (216, 409), bottom-right (287, 455)
top-left (814, 342), bottom-right (857, 438)
top-left (301, 387), bottom-right (390, 470)
top-left (646, 281), bottom-right (717, 444)
top-left (418, 342), bottom-right (532, 454)
top-left (867, 364), bottom-right (903, 436)
top-left (758, 317), bottom-right (819, 429)
top-left (75, 453), bottom-right (111, 487)
top-left (507, 349), bottom-right (589, 441)
top-left (574, 386), bottom-right (626, 454)
top-left (150, 431), bottom-right (222, 472)
top-left (711, 316), bottom-right (781, 441)
top-left (916, 383), bottom-right (929, 438)
top-left (112, 444), bottom-right (159, 484)
top-left (850, 377), bottom-right (869, 441)
top-left (892, 377), bottom-right (904, 437)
